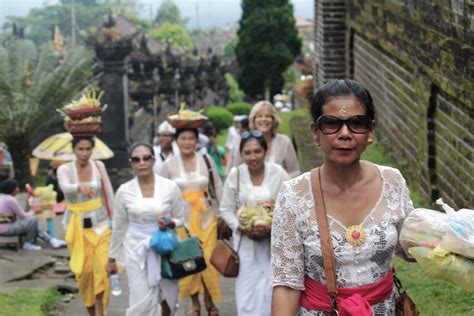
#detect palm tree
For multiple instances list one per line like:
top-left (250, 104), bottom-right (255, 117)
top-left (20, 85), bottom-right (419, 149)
top-left (0, 39), bottom-right (94, 186)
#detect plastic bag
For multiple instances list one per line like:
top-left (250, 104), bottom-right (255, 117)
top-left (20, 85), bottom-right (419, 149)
top-left (150, 229), bottom-right (178, 255)
top-left (437, 199), bottom-right (474, 259)
top-left (400, 199), bottom-right (474, 259)
top-left (409, 246), bottom-right (474, 293)
top-left (400, 208), bottom-right (446, 254)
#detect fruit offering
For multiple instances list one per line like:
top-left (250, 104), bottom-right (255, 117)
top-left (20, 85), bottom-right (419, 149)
top-left (168, 103), bottom-right (207, 121)
top-left (237, 202), bottom-right (274, 229)
top-left (63, 89), bottom-right (104, 111)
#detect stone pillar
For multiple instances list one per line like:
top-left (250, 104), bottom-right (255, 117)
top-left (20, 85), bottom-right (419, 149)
top-left (314, 0), bottom-right (347, 86)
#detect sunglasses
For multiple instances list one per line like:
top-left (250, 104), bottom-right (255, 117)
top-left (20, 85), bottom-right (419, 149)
top-left (129, 154), bottom-right (154, 163)
top-left (316, 115), bottom-right (372, 134)
top-left (241, 130), bottom-right (263, 139)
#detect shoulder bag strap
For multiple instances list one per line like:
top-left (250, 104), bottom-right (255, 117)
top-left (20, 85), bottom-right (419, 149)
top-left (94, 161), bottom-right (111, 218)
top-left (203, 154), bottom-right (217, 200)
top-left (235, 168), bottom-right (242, 251)
top-left (311, 168), bottom-right (338, 299)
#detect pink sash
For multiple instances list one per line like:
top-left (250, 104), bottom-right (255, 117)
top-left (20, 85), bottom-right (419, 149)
top-left (299, 269), bottom-right (394, 316)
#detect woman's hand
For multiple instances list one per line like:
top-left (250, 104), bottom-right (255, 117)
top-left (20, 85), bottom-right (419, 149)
top-left (105, 259), bottom-right (118, 276)
top-left (79, 183), bottom-right (95, 197)
top-left (158, 215), bottom-right (176, 230)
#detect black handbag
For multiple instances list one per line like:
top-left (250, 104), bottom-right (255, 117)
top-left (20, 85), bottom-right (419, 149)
top-left (161, 235), bottom-right (207, 279)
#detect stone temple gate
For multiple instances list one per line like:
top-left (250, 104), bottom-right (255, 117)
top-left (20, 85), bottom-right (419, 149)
top-left (90, 14), bottom-right (230, 179)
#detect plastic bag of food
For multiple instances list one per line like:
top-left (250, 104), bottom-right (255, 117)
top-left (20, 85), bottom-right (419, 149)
top-left (436, 198), bottom-right (474, 259)
top-left (400, 208), bottom-right (446, 255)
top-left (150, 229), bottom-right (178, 255)
top-left (409, 246), bottom-right (474, 292)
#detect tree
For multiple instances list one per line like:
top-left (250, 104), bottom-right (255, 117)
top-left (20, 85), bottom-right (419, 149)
top-left (154, 1), bottom-right (186, 26)
top-left (149, 22), bottom-right (193, 51)
top-left (236, 0), bottom-right (301, 99)
top-left (0, 40), bottom-right (93, 186)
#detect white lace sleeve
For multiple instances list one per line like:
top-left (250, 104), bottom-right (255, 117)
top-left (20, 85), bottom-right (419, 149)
top-left (396, 171), bottom-right (415, 259)
top-left (271, 181), bottom-right (305, 290)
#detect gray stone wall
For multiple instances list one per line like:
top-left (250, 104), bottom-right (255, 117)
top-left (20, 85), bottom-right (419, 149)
top-left (314, 0), bottom-right (473, 208)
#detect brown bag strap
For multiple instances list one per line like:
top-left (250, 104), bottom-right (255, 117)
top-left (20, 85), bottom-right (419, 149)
top-left (311, 168), bottom-right (338, 297)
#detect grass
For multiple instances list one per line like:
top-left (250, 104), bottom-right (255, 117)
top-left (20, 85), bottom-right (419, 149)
top-left (394, 258), bottom-right (474, 315)
top-left (0, 288), bottom-right (61, 316)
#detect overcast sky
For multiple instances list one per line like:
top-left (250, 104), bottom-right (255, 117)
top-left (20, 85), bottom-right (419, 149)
top-left (0, 0), bottom-right (313, 29)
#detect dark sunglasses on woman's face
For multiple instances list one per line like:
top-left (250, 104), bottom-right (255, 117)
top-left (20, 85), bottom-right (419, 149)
top-left (316, 115), bottom-right (372, 134)
top-left (129, 154), bottom-right (154, 164)
top-left (241, 130), bottom-right (263, 139)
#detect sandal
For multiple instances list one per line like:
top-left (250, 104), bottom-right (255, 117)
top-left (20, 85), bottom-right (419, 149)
top-left (188, 309), bottom-right (200, 316)
top-left (207, 306), bottom-right (219, 316)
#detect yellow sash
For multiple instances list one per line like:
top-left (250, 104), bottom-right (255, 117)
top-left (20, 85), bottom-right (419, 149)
top-left (182, 191), bottom-right (207, 236)
top-left (66, 198), bottom-right (102, 275)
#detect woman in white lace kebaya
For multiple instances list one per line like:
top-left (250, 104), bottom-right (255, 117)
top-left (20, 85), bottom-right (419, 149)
top-left (271, 80), bottom-right (415, 316)
top-left (228, 101), bottom-right (301, 178)
top-left (106, 143), bottom-right (184, 316)
top-left (220, 131), bottom-right (289, 316)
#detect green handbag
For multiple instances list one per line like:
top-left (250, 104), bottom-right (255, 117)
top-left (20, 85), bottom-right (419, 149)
top-left (161, 236), bottom-right (207, 279)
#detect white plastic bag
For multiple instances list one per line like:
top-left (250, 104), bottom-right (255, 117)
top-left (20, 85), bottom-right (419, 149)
top-left (437, 198), bottom-right (474, 259)
top-left (400, 199), bottom-right (474, 259)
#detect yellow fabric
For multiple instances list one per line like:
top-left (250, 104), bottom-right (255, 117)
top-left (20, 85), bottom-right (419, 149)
top-left (76, 228), bottom-right (111, 311)
top-left (179, 192), bottom-right (221, 301)
top-left (65, 198), bottom-right (102, 274)
top-left (182, 191), bottom-right (206, 236)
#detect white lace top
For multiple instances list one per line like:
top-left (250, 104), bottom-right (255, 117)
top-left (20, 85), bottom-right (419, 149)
top-left (271, 164), bottom-right (414, 315)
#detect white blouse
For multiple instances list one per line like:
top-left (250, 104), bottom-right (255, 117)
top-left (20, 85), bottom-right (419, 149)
top-left (271, 164), bottom-right (414, 315)
top-left (109, 175), bottom-right (184, 260)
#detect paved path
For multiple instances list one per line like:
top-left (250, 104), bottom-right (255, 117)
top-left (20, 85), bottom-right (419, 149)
top-left (0, 193), bottom-right (237, 315)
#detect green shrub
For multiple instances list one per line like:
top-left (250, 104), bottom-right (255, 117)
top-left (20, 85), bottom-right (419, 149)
top-left (204, 106), bottom-right (234, 132)
top-left (226, 102), bottom-right (252, 116)
top-left (225, 73), bottom-right (245, 102)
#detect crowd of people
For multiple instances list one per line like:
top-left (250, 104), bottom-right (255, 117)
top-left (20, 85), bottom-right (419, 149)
top-left (0, 79), bottom-right (425, 316)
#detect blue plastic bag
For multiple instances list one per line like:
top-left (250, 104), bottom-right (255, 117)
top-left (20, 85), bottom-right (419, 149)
top-left (150, 229), bottom-right (178, 255)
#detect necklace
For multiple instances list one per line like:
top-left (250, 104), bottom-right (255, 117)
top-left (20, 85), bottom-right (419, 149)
top-left (319, 168), bottom-right (366, 247)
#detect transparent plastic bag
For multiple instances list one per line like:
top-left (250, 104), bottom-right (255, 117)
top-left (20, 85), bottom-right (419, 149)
top-left (437, 199), bottom-right (474, 259)
top-left (150, 229), bottom-right (178, 255)
top-left (409, 246), bottom-right (474, 293)
top-left (400, 208), bottom-right (446, 255)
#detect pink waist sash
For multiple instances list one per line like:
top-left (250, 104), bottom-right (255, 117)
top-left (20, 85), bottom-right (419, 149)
top-left (299, 269), bottom-right (394, 316)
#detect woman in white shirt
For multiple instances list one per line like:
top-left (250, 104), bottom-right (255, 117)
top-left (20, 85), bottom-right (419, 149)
top-left (220, 130), bottom-right (289, 316)
top-left (58, 136), bottom-right (115, 316)
top-left (106, 143), bottom-right (184, 316)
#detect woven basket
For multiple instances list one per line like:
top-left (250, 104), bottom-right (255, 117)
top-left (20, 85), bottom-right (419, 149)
top-left (64, 108), bottom-right (103, 120)
top-left (243, 224), bottom-right (271, 240)
top-left (64, 120), bottom-right (102, 136)
top-left (168, 117), bottom-right (208, 129)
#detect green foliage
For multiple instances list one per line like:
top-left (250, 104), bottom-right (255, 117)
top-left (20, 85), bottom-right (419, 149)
top-left (0, 40), bottom-right (93, 185)
top-left (223, 37), bottom-right (238, 59)
top-left (204, 106), bottom-right (234, 132)
top-left (154, 1), bottom-right (186, 26)
top-left (283, 65), bottom-right (299, 92)
top-left (236, 0), bottom-right (302, 98)
top-left (149, 22), bottom-right (193, 51)
top-left (6, 2), bottom-right (142, 46)
top-left (394, 258), bottom-right (474, 315)
top-left (0, 288), bottom-right (61, 316)
top-left (226, 102), bottom-right (252, 116)
top-left (225, 73), bottom-right (245, 102)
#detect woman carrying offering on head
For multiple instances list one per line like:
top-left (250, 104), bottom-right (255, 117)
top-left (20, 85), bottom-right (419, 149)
top-left (106, 143), bottom-right (184, 316)
top-left (228, 101), bottom-right (301, 178)
top-left (220, 131), bottom-right (289, 316)
top-left (271, 79), bottom-right (415, 315)
top-left (58, 136), bottom-right (114, 316)
top-left (160, 127), bottom-right (223, 316)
